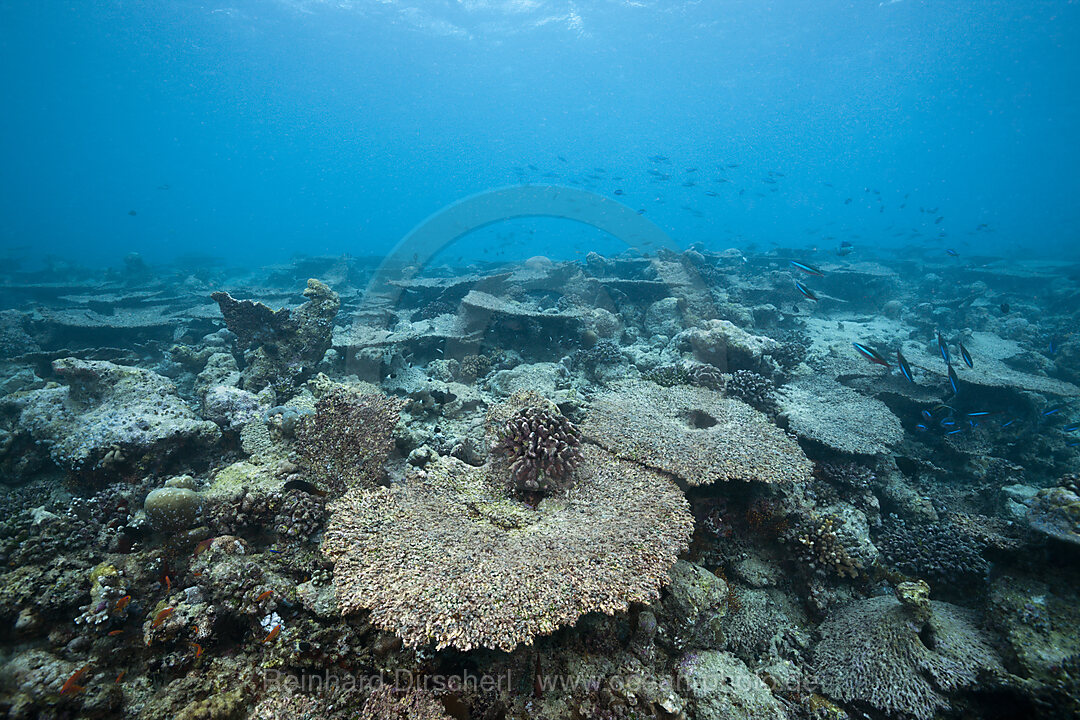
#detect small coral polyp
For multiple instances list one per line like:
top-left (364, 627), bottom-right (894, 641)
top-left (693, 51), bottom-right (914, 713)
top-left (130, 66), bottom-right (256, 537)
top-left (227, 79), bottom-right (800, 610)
top-left (494, 406), bottom-right (583, 494)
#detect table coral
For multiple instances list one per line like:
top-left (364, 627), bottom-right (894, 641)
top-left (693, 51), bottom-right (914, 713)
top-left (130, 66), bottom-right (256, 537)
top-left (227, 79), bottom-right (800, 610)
top-left (322, 443), bottom-right (693, 651)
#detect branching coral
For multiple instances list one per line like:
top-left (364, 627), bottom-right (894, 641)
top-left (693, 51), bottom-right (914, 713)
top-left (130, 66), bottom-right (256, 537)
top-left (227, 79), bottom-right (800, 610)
top-left (493, 406), bottom-right (583, 494)
top-left (789, 513), bottom-right (861, 579)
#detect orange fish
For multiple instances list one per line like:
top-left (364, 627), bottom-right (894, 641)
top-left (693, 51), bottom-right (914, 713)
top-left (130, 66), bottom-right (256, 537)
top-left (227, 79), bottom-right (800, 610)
top-left (115, 671), bottom-right (125, 684)
top-left (151, 607), bottom-right (174, 628)
top-left (164, 575), bottom-right (171, 593)
top-left (114, 595), bottom-right (131, 613)
top-left (262, 624), bottom-right (281, 643)
top-left (255, 590), bottom-right (273, 602)
top-left (107, 629), bottom-right (124, 637)
top-left (193, 538), bottom-right (214, 556)
top-left (60, 665), bottom-right (90, 695)
top-left (189, 641), bottom-right (204, 658)
top-left (192, 571), bottom-right (203, 577)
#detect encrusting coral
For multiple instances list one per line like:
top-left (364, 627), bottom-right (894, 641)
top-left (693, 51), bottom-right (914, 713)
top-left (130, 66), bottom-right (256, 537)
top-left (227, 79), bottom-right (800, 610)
top-left (321, 442), bottom-right (693, 652)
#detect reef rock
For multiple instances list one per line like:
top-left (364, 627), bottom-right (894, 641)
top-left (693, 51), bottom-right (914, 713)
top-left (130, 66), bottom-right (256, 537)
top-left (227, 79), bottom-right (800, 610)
top-left (212, 278), bottom-right (340, 393)
top-left (6, 358), bottom-right (219, 473)
top-left (679, 319), bottom-right (780, 374)
top-left (675, 650), bottom-right (788, 720)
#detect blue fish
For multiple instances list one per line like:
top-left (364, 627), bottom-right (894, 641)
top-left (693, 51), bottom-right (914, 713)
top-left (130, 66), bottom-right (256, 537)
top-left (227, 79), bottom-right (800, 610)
top-left (921, 409), bottom-right (932, 420)
top-left (1068, 440), bottom-right (1080, 447)
top-left (958, 342), bottom-right (973, 369)
top-left (946, 248), bottom-right (959, 257)
top-left (1063, 422), bottom-right (1080, 432)
top-left (941, 417), bottom-right (957, 428)
top-left (965, 411), bottom-right (992, 417)
top-left (937, 332), bottom-right (951, 364)
top-left (947, 364), bottom-right (959, 395)
top-left (947, 428), bottom-right (963, 435)
top-left (853, 342), bottom-right (890, 367)
top-left (1043, 407), bottom-right (1064, 417)
top-left (789, 260), bottom-right (824, 277)
top-left (1001, 419), bottom-right (1016, 428)
top-left (896, 350), bottom-right (915, 383)
top-left (915, 423), bottom-right (928, 432)
top-left (794, 280), bottom-right (819, 301)
top-left (1048, 338), bottom-right (1057, 355)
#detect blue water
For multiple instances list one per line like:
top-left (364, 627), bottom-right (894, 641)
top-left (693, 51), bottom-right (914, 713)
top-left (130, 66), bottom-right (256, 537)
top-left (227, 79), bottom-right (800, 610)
top-left (1, 0), bottom-right (1078, 269)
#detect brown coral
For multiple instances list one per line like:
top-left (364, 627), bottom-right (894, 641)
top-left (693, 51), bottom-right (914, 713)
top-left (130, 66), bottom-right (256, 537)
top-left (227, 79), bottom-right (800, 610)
top-left (294, 387), bottom-right (405, 495)
top-left (321, 443), bottom-right (693, 652)
top-left (493, 406), bottom-right (582, 494)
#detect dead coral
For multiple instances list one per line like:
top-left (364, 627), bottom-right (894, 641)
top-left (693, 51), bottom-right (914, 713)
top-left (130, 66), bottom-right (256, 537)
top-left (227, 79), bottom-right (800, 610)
top-left (294, 387), bottom-right (404, 495)
top-left (322, 443), bottom-right (693, 652)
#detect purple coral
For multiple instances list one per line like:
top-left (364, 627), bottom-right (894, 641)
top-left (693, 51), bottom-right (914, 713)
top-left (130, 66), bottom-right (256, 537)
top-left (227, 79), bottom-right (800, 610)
top-left (495, 407), bottom-right (583, 494)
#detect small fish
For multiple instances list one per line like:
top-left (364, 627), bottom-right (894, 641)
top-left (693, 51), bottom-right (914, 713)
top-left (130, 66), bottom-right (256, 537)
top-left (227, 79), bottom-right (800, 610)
top-left (965, 411), bottom-right (993, 417)
top-left (853, 343), bottom-right (890, 367)
top-left (282, 479), bottom-right (328, 497)
top-left (107, 629), bottom-right (125, 637)
top-left (789, 260), bottom-right (824, 277)
top-left (947, 428), bottom-right (964, 435)
top-left (127, 210), bottom-right (137, 216)
top-left (115, 670), bottom-right (126, 684)
top-left (164, 575), bottom-right (171, 593)
top-left (794, 281), bottom-right (818, 301)
top-left (945, 248), bottom-right (959, 257)
top-left (1043, 407), bottom-right (1064, 416)
top-left (915, 423), bottom-right (928, 432)
top-left (958, 342), bottom-right (973, 369)
top-left (937, 332), bottom-right (951, 364)
top-left (151, 607), bottom-right (174, 628)
top-left (61, 665), bottom-right (91, 695)
top-left (189, 642), bottom-right (204, 658)
top-left (1001, 419), bottom-right (1016, 428)
top-left (262, 624), bottom-right (282, 643)
top-left (921, 409), bottom-right (932, 420)
top-left (255, 590), bottom-right (274, 602)
top-left (1063, 422), bottom-right (1080, 432)
top-left (941, 417), bottom-right (957, 428)
top-left (896, 350), bottom-right (914, 383)
top-left (114, 595), bottom-right (131, 613)
top-left (613, 189), bottom-right (624, 195)
top-left (999, 302), bottom-right (1010, 314)
top-left (836, 241), bottom-right (854, 256)
top-left (193, 538), bottom-right (214, 556)
top-left (947, 364), bottom-right (960, 395)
